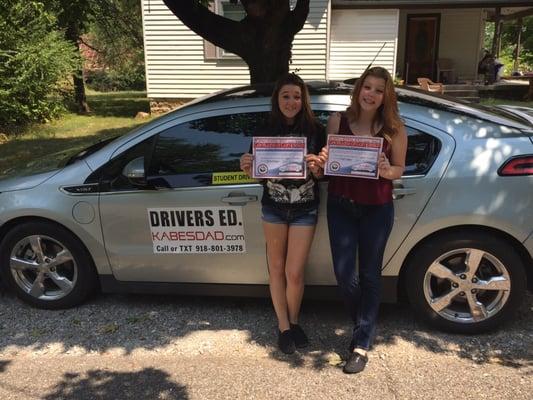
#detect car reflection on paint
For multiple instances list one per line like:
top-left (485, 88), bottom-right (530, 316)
top-left (0, 81), bottom-right (532, 335)
top-left (350, 162), bottom-right (376, 174)
top-left (278, 162), bottom-right (303, 174)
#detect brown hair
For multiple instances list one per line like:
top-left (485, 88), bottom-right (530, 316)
top-left (346, 67), bottom-right (403, 141)
top-left (270, 73), bottom-right (318, 136)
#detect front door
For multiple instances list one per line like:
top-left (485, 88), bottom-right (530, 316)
top-left (404, 14), bottom-right (440, 84)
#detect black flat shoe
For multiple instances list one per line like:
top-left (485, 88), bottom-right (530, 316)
top-left (290, 323), bottom-right (309, 348)
top-left (278, 329), bottom-right (296, 354)
top-left (343, 352), bottom-right (368, 374)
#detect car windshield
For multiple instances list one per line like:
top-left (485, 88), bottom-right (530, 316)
top-left (60, 136), bottom-right (119, 167)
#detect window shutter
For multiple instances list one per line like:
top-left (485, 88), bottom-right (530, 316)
top-left (204, 2), bottom-right (218, 60)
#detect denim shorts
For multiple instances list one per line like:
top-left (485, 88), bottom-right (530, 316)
top-left (261, 204), bottom-right (318, 226)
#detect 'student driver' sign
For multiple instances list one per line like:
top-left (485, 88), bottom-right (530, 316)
top-left (148, 207), bottom-right (246, 254)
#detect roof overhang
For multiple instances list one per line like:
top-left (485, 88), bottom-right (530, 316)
top-left (333, 1), bottom-right (533, 9)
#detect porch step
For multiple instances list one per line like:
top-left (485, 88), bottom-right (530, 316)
top-left (444, 89), bottom-right (479, 97)
top-left (443, 85), bottom-right (480, 102)
top-left (409, 84), bottom-right (481, 102)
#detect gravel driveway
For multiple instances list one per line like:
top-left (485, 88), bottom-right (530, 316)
top-left (0, 290), bottom-right (531, 399)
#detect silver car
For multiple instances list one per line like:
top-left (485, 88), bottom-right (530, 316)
top-left (0, 83), bottom-right (532, 334)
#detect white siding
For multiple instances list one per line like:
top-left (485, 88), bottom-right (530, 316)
top-left (328, 9), bottom-right (399, 81)
top-left (142, 0), bottom-right (328, 99)
top-left (396, 8), bottom-right (483, 81)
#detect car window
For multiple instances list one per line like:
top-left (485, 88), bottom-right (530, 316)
top-left (404, 126), bottom-right (441, 176)
top-left (147, 112), bottom-right (270, 188)
top-left (85, 136), bottom-right (156, 189)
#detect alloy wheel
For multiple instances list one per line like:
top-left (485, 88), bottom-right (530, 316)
top-left (9, 234), bottom-right (78, 301)
top-left (423, 247), bottom-right (511, 324)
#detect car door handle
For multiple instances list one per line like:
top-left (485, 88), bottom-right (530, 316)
top-left (393, 187), bottom-right (416, 199)
top-left (221, 195), bottom-right (258, 204)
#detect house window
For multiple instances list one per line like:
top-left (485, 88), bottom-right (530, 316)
top-left (221, 2), bottom-right (245, 21)
top-left (204, 1), bottom-right (246, 60)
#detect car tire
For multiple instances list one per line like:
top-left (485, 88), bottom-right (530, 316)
top-left (0, 221), bottom-right (97, 309)
top-left (405, 230), bottom-right (527, 334)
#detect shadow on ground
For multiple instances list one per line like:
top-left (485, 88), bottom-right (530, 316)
top-left (41, 368), bottom-right (188, 400)
top-left (0, 290), bottom-right (531, 373)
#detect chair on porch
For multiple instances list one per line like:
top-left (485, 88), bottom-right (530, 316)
top-left (417, 77), bottom-right (444, 94)
top-left (437, 58), bottom-right (455, 84)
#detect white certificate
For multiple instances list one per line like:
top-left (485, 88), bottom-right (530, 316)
top-left (325, 135), bottom-right (383, 179)
top-left (252, 137), bottom-right (307, 179)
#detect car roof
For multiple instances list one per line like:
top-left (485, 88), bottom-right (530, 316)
top-left (182, 80), bottom-right (532, 131)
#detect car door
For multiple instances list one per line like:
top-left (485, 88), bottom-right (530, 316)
top-left (384, 117), bottom-right (455, 267)
top-left (98, 108), bottom-right (270, 283)
top-left (304, 108), bottom-right (455, 284)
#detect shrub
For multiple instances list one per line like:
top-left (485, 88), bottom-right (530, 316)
top-left (0, 1), bottom-right (78, 129)
top-left (86, 62), bottom-right (146, 92)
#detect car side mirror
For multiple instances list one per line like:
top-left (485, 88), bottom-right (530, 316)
top-left (122, 157), bottom-right (147, 186)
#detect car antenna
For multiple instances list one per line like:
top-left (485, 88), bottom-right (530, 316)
top-left (343, 42), bottom-right (387, 84)
top-left (365, 42), bottom-right (387, 72)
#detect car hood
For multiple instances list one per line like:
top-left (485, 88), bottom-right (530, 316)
top-left (0, 170), bottom-right (60, 193)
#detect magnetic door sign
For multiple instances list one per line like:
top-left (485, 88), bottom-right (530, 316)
top-left (212, 172), bottom-right (256, 185)
top-left (325, 135), bottom-right (383, 179)
top-left (148, 207), bottom-right (246, 254)
top-left (252, 136), bottom-right (307, 179)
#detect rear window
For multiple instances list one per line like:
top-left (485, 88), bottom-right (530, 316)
top-left (396, 88), bottom-right (532, 132)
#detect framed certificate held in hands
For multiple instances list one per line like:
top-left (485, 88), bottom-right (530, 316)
top-left (252, 137), bottom-right (307, 179)
top-left (325, 134), bottom-right (383, 179)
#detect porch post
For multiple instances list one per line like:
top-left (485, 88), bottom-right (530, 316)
top-left (513, 18), bottom-right (522, 73)
top-left (491, 7), bottom-right (503, 58)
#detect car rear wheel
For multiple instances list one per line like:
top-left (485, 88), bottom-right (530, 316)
top-left (406, 231), bottom-right (527, 333)
top-left (0, 221), bottom-right (97, 309)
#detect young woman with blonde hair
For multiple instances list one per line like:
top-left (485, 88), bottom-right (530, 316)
top-left (317, 66), bottom-right (407, 373)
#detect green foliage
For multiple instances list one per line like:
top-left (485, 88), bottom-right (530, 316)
top-left (0, 1), bottom-right (78, 128)
top-left (86, 66), bottom-right (146, 92)
top-left (86, 0), bottom-right (146, 92)
top-left (484, 16), bottom-right (533, 73)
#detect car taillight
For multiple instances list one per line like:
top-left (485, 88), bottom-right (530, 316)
top-left (498, 155), bottom-right (533, 176)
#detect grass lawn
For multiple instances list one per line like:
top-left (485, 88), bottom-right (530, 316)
top-left (0, 91), bottom-right (152, 176)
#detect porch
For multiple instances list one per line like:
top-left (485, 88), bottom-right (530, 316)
top-left (409, 80), bottom-right (530, 103)
top-left (332, 1), bottom-right (533, 88)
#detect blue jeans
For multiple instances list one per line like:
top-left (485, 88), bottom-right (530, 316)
top-left (327, 195), bottom-right (394, 350)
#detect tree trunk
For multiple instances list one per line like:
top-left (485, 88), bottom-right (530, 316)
top-left (162, 0), bottom-right (310, 84)
top-left (66, 25), bottom-right (90, 114)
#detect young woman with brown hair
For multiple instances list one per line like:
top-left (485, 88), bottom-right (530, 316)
top-left (240, 73), bottom-right (325, 354)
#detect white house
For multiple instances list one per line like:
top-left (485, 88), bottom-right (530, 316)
top-left (141, 0), bottom-right (533, 109)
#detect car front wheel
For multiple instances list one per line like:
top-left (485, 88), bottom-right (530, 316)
top-left (0, 221), bottom-right (97, 309)
top-left (406, 231), bottom-right (527, 333)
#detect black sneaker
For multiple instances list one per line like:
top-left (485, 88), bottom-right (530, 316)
top-left (343, 352), bottom-right (368, 374)
top-left (290, 323), bottom-right (309, 348)
top-left (278, 329), bottom-right (295, 354)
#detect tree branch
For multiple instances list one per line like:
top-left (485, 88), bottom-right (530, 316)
top-left (290, 0), bottom-right (310, 35)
